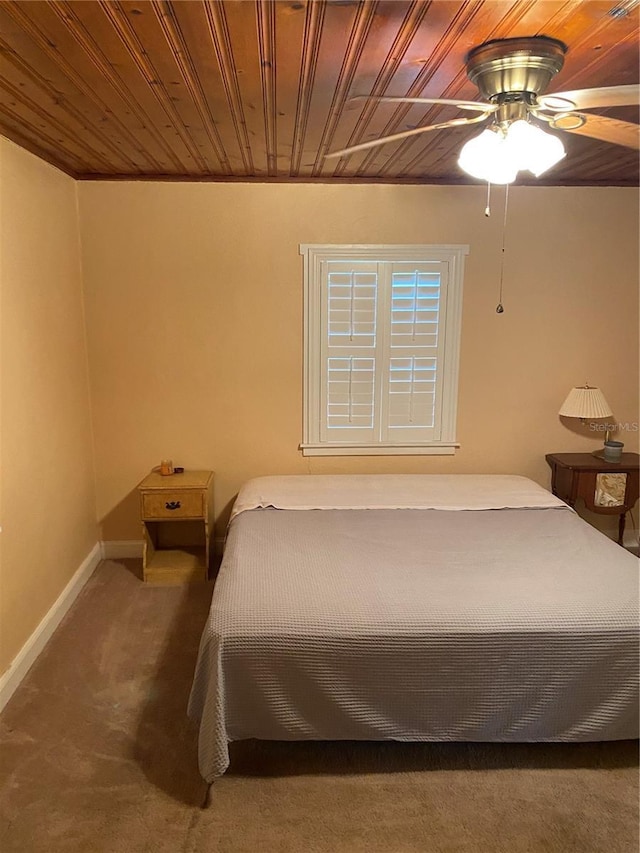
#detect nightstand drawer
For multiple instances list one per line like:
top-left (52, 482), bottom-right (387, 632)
top-left (141, 490), bottom-right (204, 519)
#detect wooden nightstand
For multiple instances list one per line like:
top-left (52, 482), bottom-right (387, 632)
top-left (138, 470), bottom-right (214, 583)
top-left (545, 453), bottom-right (639, 546)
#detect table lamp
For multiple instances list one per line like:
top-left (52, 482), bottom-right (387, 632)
top-left (559, 384), bottom-right (621, 460)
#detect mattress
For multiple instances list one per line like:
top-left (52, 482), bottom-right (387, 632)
top-left (188, 475), bottom-right (639, 782)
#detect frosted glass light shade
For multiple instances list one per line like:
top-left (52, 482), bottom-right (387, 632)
top-left (559, 386), bottom-right (613, 419)
top-left (458, 121), bottom-right (566, 184)
top-left (457, 128), bottom-right (517, 185)
top-left (506, 120), bottom-right (566, 177)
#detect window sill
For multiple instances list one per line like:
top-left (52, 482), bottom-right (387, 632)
top-left (300, 443), bottom-right (459, 457)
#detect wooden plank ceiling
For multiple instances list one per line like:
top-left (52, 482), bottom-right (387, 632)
top-left (0, 0), bottom-right (638, 185)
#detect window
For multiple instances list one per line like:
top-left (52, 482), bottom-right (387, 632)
top-left (300, 244), bottom-right (468, 456)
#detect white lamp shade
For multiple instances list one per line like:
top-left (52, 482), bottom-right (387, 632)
top-left (559, 386), bottom-right (613, 419)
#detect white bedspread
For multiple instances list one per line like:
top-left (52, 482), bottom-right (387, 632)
top-left (189, 475), bottom-right (638, 782)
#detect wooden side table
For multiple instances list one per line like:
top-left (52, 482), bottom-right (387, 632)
top-left (138, 469), bottom-right (214, 583)
top-left (545, 452), bottom-right (639, 546)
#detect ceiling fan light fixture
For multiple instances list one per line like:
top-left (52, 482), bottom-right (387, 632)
top-left (458, 120), bottom-right (565, 183)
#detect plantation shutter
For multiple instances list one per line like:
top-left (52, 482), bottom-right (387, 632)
top-left (380, 262), bottom-right (446, 443)
top-left (320, 262), bottom-right (378, 443)
top-left (301, 244), bottom-right (467, 456)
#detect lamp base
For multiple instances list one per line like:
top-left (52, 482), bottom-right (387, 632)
top-left (592, 449), bottom-right (621, 464)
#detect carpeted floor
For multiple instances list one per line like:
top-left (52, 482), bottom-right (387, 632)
top-left (0, 559), bottom-right (637, 853)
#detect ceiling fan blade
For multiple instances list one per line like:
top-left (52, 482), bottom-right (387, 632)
top-left (539, 84), bottom-right (639, 111)
top-left (350, 95), bottom-right (495, 114)
top-left (561, 114), bottom-right (639, 149)
top-left (325, 112), bottom-right (492, 159)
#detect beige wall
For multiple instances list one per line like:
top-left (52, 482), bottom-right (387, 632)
top-left (0, 139), bottom-right (98, 676)
top-left (0, 156), bottom-right (635, 688)
top-left (78, 182), bottom-right (639, 544)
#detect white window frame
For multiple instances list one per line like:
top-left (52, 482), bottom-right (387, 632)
top-left (300, 244), bottom-right (468, 457)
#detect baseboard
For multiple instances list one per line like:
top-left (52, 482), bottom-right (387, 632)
top-left (101, 539), bottom-right (144, 559)
top-left (0, 542), bottom-right (102, 714)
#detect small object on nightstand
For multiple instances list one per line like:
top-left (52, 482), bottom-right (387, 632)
top-left (545, 452), bottom-right (639, 546)
top-left (159, 459), bottom-right (174, 476)
top-left (138, 469), bottom-right (214, 583)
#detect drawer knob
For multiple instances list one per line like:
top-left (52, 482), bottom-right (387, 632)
top-left (165, 500), bottom-right (181, 510)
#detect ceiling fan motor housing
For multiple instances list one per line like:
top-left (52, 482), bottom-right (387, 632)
top-left (466, 36), bottom-right (567, 102)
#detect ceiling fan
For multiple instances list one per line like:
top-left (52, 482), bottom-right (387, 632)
top-left (326, 36), bottom-right (640, 183)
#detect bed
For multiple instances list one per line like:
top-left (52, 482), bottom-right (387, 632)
top-left (188, 474), bottom-right (639, 782)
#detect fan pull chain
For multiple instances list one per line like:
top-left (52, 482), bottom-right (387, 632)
top-left (496, 183), bottom-right (510, 314)
top-left (484, 181), bottom-right (491, 217)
